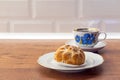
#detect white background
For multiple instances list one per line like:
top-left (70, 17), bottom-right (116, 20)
top-left (0, 0), bottom-right (119, 33)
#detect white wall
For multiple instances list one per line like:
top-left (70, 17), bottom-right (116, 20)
top-left (0, 0), bottom-right (120, 33)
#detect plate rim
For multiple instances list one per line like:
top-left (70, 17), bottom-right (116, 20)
top-left (37, 51), bottom-right (104, 71)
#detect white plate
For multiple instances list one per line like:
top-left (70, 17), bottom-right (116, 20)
top-left (37, 52), bottom-right (104, 73)
top-left (65, 40), bottom-right (106, 52)
top-left (52, 59), bottom-right (87, 68)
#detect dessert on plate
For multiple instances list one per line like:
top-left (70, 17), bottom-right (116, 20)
top-left (54, 45), bottom-right (85, 65)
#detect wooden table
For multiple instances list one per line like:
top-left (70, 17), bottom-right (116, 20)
top-left (0, 39), bottom-right (120, 80)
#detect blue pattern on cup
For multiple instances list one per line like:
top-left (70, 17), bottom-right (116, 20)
top-left (75, 33), bottom-right (95, 45)
top-left (75, 35), bottom-right (80, 43)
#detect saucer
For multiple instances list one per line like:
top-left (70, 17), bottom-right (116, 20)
top-left (65, 40), bottom-right (106, 52)
top-left (37, 52), bottom-right (104, 73)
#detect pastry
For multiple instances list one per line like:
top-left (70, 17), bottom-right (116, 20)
top-left (54, 45), bottom-right (85, 65)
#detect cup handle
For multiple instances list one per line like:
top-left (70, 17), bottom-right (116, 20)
top-left (98, 32), bottom-right (107, 42)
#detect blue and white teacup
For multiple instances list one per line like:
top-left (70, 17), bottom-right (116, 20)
top-left (73, 28), bottom-right (107, 48)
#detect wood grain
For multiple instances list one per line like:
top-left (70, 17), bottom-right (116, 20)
top-left (0, 39), bottom-right (119, 80)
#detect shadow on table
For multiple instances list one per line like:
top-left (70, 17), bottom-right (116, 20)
top-left (38, 65), bottom-right (104, 80)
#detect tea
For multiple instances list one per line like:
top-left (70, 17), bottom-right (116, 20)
top-left (74, 28), bottom-right (99, 32)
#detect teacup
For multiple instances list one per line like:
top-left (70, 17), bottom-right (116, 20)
top-left (73, 28), bottom-right (107, 48)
